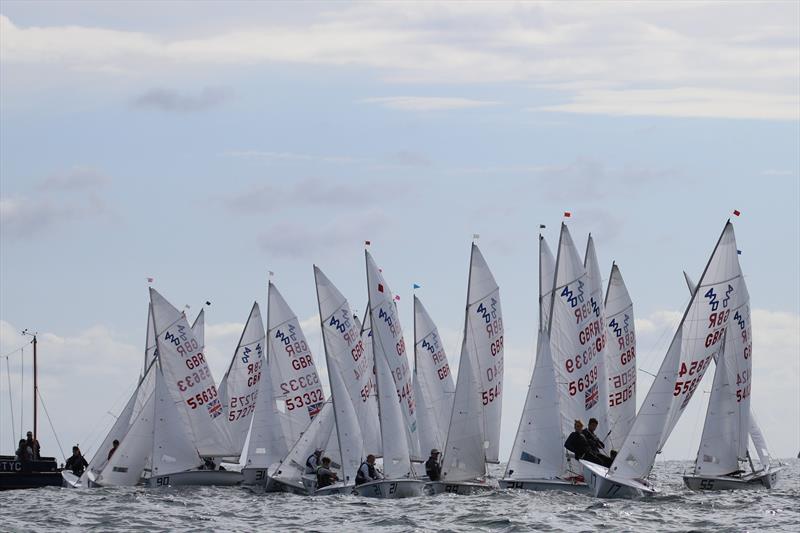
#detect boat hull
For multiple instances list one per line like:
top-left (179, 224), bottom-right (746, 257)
top-left (582, 460), bottom-right (657, 499)
top-left (314, 481), bottom-right (356, 496)
top-left (0, 457), bottom-right (63, 491)
top-left (426, 480), bottom-right (494, 495)
top-left (268, 476), bottom-right (311, 495)
top-left (146, 470), bottom-right (242, 488)
top-left (353, 479), bottom-right (426, 498)
top-left (498, 477), bottom-right (589, 494)
top-left (683, 467), bottom-right (783, 491)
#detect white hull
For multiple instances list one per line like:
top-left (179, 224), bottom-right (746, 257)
top-left (61, 471), bottom-right (82, 488)
top-left (582, 460), bottom-right (657, 499)
top-left (683, 467), bottom-right (783, 491)
top-left (241, 467), bottom-right (283, 492)
top-left (426, 480), bottom-right (494, 495)
top-left (313, 481), bottom-right (356, 496)
top-left (146, 469), bottom-right (242, 488)
top-left (268, 476), bottom-right (311, 495)
top-left (498, 477), bottom-right (588, 494)
top-left (353, 479), bottom-right (426, 498)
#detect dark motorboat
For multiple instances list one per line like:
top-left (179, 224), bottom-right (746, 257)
top-left (0, 455), bottom-right (62, 490)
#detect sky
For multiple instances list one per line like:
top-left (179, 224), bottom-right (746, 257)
top-left (0, 1), bottom-right (798, 465)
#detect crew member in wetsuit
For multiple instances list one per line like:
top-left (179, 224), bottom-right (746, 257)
top-left (107, 439), bottom-right (120, 460)
top-left (305, 449), bottom-right (323, 475)
top-left (65, 446), bottom-right (89, 476)
top-left (26, 431), bottom-right (40, 460)
top-left (355, 454), bottom-right (382, 485)
top-left (582, 418), bottom-right (613, 467)
top-left (564, 420), bottom-right (591, 459)
top-left (316, 457), bottom-right (339, 489)
top-left (425, 449), bottom-right (442, 481)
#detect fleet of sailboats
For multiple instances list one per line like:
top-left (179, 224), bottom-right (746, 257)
top-left (45, 220), bottom-right (783, 497)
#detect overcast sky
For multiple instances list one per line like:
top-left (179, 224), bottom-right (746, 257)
top-left (1, 1), bottom-right (798, 464)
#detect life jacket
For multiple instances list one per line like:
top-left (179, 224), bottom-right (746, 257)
top-left (355, 462), bottom-right (376, 485)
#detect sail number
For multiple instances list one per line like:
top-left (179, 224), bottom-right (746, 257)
top-left (482, 383), bottom-right (501, 405)
top-left (280, 372), bottom-right (320, 393)
top-left (286, 388), bottom-right (323, 411)
top-left (177, 367), bottom-right (211, 391)
top-left (569, 367), bottom-right (598, 396)
top-left (186, 385), bottom-right (218, 409)
top-left (673, 355), bottom-right (712, 397)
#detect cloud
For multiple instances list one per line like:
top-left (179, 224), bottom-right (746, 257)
top-left (4, 3), bottom-right (796, 119)
top-left (381, 151), bottom-right (433, 167)
top-left (362, 96), bottom-right (499, 111)
top-left (38, 166), bottom-right (111, 191)
top-left (131, 86), bottom-right (232, 112)
top-left (222, 150), bottom-right (362, 164)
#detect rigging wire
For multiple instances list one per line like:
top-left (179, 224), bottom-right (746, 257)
top-left (4, 357), bottom-right (15, 451)
top-left (19, 347), bottom-right (24, 439)
top-left (0, 339), bottom-right (31, 359)
top-left (37, 389), bottom-right (66, 463)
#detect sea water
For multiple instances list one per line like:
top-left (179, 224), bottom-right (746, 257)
top-left (1, 459), bottom-right (798, 532)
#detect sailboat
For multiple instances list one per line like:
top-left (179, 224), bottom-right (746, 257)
top-left (583, 221), bottom-right (746, 498)
top-left (353, 250), bottom-right (425, 498)
top-left (412, 296), bottom-right (455, 465)
top-left (502, 226), bottom-right (610, 492)
top-left (430, 243), bottom-right (502, 495)
top-left (680, 274), bottom-right (783, 490)
top-left (146, 288), bottom-right (241, 486)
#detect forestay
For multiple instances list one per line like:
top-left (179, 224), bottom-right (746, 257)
top-left (549, 225), bottom-right (609, 452)
top-left (149, 288), bottom-right (234, 457)
top-left (314, 266), bottom-right (382, 456)
top-left (218, 303), bottom-right (266, 456)
top-left (694, 269), bottom-right (752, 476)
top-left (505, 235), bottom-right (564, 479)
top-left (413, 296), bottom-right (455, 456)
top-left (610, 222), bottom-right (743, 482)
top-left (267, 282), bottom-right (325, 446)
top-left (366, 251), bottom-right (420, 460)
top-left (603, 263), bottom-right (637, 450)
top-left (152, 364), bottom-right (203, 477)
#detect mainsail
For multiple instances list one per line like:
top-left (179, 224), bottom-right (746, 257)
top-left (366, 251), bottom-right (421, 460)
top-left (610, 222), bottom-right (742, 482)
top-left (413, 296), bottom-right (455, 456)
top-left (218, 302), bottom-right (266, 456)
top-left (603, 263), bottom-right (637, 450)
top-left (149, 288), bottom-right (235, 457)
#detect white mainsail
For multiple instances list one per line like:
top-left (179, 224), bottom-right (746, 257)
top-left (218, 302), bottom-right (266, 456)
top-left (365, 250), bottom-right (420, 460)
top-left (267, 282), bottom-right (325, 446)
top-left (694, 266), bottom-right (753, 476)
top-left (272, 400), bottom-right (336, 490)
top-left (326, 355), bottom-right (365, 484)
top-left (149, 288), bottom-right (235, 457)
top-left (95, 390), bottom-right (156, 486)
top-left (413, 296), bottom-right (455, 455)
top-left (191, 309), bottom-right (204, 350)
top-left (152, 363), bottom-right (204, 477)
top-left (504, 235), bottom-right (564, 479)
top-left (549, 225), bottom-right (609, 451)
top-left (609, 222), bottom-right (743, 482)
top-left (749, 413), bottom-right (772, 469)
top-left (314, 266), bottom-right (382, 456)
top-left (603, 263), bottom-right (637, 450)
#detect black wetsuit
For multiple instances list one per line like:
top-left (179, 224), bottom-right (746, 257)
top-left (564, 430), bottom-right (590, 459)
top-left (65, 454), bottom-right (88, 476)
top-left (425, 457), bottom-right (442, 481)
top-left (317, 466), bottom-right (337, 489)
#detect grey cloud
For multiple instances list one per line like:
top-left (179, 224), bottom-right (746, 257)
top-left (131, 86), bottom-right (232, 113)
top-left (38, 166), bottom-right (110, 191)
top-left (382, 151), bottom-right (433, 167)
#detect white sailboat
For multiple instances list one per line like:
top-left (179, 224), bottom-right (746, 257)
top-left (354, 251), bottom-right (425, 498)
top-left (501, 235), bottom-right (585, 491)
top-left (431, 243), bottom-right (502, 495)
top-left (412, 296), bottom-right (455, 462)
top-left (603, 262), bottom-right (637, 451)
top-left (147, 288), bottom-right (241, 486)
top-left (583, 221), bottom-right (745, 498)
top-left (680, 274), bottom-right (783, 490)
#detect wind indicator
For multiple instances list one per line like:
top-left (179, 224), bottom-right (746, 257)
top-left (732, 209), bottom-right (741, 217)
top-left (563, 211), bottom-right (572, 218)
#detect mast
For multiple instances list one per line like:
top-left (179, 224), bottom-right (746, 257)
top-left (33, 334), bottom-right (38, 445)
top-left (314, 265), bottom-right (346, 481)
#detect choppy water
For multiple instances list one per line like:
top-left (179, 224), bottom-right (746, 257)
top-left (1, 459), bottom-right (798, 532)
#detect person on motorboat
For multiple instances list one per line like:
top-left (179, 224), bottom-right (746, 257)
top-left (305, 449), bottom-right (323, 475)
top-left (355, 454), bottom-right (383, 485)
top-left (316, 457), bottom-right (339, 489)
top-left (582, 418), bottom-right (613, 467)
top-left (425, 449), bottom-right (442, 481)
top-left (15, 439), bottom-right (32, 461)
top-left (26, 431), bottom-right (40, 460)
top-left (64, 446), bottom-right (88, 476)
top-left (107, 439), bottom-right (120, 460)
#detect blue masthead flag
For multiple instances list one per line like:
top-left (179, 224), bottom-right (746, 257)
top-left (413, 283), bottom-right (421, 289)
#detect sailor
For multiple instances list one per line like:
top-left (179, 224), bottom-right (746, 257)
top-left (65, 446), bottom-right (88, 476)
top-left (15, 439), bottom-right (32, 461)
top-left (202, 457), bottom-right (217, 470)
top-left (425, 449), bottom-right (442, 481)
top-left (107, 439), bottom-right (120, 460)
top-left (316, 457), bottom-right (339, 489)
top-left (355, 454), bottom-right (382, 485)
top-left (26, 431), bottom-right (41, 460)
top-left (564, 420), bottom-right (591, 459)
top-left (305, 448), bottom-right (323, 475)
top-left (582, 418), bottom-right (613, 467)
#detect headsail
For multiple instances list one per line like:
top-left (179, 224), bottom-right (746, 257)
top-left (152, 363), bottom-right (203, 477)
